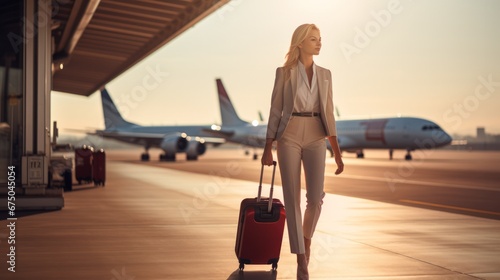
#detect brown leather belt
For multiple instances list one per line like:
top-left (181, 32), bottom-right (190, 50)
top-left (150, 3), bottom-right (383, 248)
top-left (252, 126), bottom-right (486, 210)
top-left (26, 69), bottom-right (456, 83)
top-left (292, 112), bottom-right (319, 117)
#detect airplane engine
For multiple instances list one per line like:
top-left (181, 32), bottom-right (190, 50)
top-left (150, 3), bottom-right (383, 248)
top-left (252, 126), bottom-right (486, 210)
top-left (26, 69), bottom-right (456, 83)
top-left (159, 133), bottom-right (188, 161)
top-left (186, 138), bottom-right (206, 161)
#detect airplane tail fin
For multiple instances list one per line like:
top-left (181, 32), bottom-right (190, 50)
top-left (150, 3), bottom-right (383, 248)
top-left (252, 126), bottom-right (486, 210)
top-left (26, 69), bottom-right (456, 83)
top-left (216, 79), bottom-right (248, 126)
top-left (100, 87), bottom-right (136, 129)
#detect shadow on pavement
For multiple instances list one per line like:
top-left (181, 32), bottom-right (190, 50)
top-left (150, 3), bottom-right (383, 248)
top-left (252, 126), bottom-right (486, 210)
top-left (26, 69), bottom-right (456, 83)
top-left (227, 269), bottom-right (278, 280)
top-left (66, 184), bottom-right (104, 192)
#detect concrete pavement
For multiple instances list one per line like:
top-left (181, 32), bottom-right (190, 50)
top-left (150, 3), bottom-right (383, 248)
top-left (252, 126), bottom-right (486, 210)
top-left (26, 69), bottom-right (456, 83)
top-left (1, 160), bottom-right (499, 279)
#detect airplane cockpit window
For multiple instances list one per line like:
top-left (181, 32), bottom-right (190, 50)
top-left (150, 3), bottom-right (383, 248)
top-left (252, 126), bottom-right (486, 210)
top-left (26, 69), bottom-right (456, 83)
top-left (422, 125), bottom-right (441, 131)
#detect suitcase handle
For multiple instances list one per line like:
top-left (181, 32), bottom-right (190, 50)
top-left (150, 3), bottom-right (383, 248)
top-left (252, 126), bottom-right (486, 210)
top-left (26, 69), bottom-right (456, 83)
top-left (257, 161), bottom-right (277, 213)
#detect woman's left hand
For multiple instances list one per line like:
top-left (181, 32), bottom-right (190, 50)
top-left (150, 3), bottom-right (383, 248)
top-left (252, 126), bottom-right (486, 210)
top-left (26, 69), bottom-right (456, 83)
top-left (335, 157), bottom-right (344, 175)
top-left (327, 136), bottom-right (344, 175)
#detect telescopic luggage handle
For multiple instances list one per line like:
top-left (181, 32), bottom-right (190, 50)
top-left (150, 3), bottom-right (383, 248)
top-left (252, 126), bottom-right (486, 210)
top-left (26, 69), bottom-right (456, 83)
top-left (257, 161), bottom-right (277, 213)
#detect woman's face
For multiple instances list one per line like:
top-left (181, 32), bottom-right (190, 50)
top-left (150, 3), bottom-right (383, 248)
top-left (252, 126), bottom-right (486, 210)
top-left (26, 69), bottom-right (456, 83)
top-left (299, 29), bottom-right (322, 56)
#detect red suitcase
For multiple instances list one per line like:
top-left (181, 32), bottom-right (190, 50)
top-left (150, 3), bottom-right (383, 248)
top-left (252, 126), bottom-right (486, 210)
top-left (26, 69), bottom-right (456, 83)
top-left (75, 145), bottom-right (93, 184)
top-left (235, 162), bottom-right (286, 271)
top-left (92, 149), bottom-right (106, 186)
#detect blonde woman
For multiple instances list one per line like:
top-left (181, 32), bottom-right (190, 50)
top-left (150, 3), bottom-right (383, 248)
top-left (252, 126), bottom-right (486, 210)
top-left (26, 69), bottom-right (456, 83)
top-left (261, 23), bottom-right (344, 280)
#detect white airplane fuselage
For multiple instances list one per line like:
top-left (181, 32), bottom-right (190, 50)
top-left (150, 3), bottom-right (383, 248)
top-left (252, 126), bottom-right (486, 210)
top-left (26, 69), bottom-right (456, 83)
top-left (219, 117), bottom-right (452, 153)
top-left (336, 117), bottom-right (451, 151)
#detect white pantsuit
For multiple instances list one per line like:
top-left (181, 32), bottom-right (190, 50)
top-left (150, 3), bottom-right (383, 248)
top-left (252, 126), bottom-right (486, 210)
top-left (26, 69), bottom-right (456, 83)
top-left (277, 116), bottom-right (326, 254)
top-left (266, 62), bottom-right (337, 254)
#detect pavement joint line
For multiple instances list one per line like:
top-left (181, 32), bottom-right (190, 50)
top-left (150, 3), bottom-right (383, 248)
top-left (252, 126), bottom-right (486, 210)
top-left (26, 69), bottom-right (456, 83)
top-left (325, 173), bottom-right (499, 192)
top-left (400, 199), bottom-right (500, 217)
top-left (318, 231), bottom-right (486, 280)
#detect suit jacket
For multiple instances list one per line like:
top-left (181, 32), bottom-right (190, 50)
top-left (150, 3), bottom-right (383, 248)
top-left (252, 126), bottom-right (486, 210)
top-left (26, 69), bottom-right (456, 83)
top-left (266, 64), bottom-right (337, 141)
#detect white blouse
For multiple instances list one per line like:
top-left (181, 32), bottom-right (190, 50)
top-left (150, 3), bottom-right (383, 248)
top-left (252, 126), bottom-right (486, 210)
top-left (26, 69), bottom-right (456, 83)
top-left (294, 60), bottom-right (320, 113)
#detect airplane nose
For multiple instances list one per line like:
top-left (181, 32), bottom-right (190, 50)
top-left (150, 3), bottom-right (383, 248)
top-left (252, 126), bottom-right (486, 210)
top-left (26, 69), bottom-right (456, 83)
top-left (444, 132), bottom-right (453, 145)
top-left (438, 131), bottom-right (453, 146)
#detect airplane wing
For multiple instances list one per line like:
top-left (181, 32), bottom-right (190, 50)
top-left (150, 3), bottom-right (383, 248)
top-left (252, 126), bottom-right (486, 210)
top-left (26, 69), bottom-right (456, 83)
top-left (91, 130), bottom-right (168, 139)
top-left (90, 130), bottom-right (176, 147)
top-left (91, 129), bottom-right (226, 161)
top-left (243, 135), bottom-right (266, 147)
top-left (194, 136), bottom-right (226, 145)
top-left (202, 127), bottom-right (266, 148)
top-left (201, 128), bottom-right (235, 138)
top-left (91, 130), bottom-right (225, 146)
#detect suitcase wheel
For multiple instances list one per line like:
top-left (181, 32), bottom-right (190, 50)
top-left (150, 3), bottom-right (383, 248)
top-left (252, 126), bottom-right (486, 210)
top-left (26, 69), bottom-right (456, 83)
top-left (238, 262), bottom-right (277, 271)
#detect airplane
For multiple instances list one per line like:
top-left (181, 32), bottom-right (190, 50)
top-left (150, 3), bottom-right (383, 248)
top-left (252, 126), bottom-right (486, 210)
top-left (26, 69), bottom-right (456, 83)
top-left (92, 88), bottom-right (225, 162)
top-left (205, 79), bottom-right (453, 160)
top-left (203, 79), bottom-right (268, 159)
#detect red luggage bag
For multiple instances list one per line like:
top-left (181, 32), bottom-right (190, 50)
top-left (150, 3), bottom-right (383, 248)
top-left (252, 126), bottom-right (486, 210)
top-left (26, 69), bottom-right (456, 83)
top-left (235, 161), bottom-right (286, 271)
top-left (92, 149), bottom-right (106, 186)
top-left (75, 145), bottom-right (93, 184)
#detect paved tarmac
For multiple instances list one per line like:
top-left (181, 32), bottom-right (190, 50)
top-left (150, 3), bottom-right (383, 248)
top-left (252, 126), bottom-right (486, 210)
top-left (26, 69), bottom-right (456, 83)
top-left (1, 150), bottom-right (500, 279)
top-left (125, 148), bottom-right (500, 220)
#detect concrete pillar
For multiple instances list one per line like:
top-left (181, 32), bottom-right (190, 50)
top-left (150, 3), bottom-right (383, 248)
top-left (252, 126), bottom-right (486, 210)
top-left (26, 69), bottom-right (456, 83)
top-left (19, 0), bottom-right (63, 209)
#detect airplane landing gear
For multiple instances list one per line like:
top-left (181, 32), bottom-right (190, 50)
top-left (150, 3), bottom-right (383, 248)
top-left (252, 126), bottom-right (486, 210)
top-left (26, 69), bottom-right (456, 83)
top-left (252, 148), bottom-right (260, 160)
top-left (141, 152), bottom-right (150, 161)
top-left (245, 148), bottom-right (260, 160)
top-left (186, 155), bottom-right (198, 161)
top-left (141, 146), bottom-right (151, 161)
top-left (356, 150), bottom-right (364, 158)
top-left (160, 153), bottom-right (176, 162)
top-left (405, 149), bottom-right (413, 160)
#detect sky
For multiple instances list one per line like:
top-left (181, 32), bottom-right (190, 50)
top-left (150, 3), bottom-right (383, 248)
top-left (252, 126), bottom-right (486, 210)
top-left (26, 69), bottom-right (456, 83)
top-left (52, 0), bottom-right (500, 137)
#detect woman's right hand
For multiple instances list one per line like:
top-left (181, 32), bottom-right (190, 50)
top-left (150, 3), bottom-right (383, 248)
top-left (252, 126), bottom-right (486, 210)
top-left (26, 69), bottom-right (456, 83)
top-left (261, 147), bottom-right (274, 166)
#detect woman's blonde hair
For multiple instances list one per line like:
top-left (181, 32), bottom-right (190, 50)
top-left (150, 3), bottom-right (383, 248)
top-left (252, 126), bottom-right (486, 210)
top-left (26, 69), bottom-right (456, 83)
top-left (283, 23), bottom-right (320, 80)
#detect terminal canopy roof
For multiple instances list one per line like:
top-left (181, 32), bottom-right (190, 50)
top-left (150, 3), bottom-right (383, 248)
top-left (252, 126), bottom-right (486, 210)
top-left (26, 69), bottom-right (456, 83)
top-left (52, 0), bottom-right (229, 96)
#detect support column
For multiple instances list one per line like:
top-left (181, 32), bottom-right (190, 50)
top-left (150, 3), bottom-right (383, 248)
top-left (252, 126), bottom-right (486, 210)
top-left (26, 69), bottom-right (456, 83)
top-left (19, 0), bottom-right (63, 209)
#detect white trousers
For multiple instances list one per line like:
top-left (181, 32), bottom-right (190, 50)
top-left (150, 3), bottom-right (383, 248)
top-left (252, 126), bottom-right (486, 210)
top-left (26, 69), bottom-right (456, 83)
top-left (277, 116), bottom-right (326, 254)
